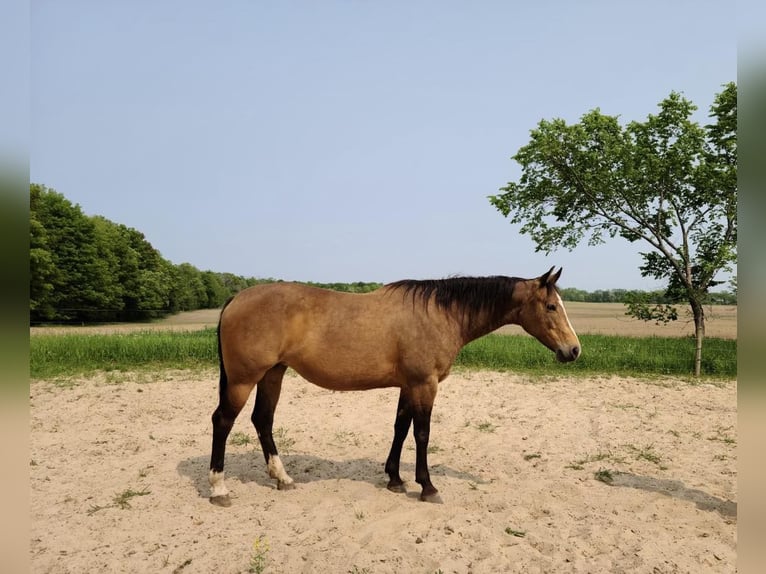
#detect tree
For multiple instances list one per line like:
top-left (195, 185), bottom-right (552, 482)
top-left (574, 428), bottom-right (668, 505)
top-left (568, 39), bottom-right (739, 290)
top-left (30, 184), bottom-right (117, 322)
top-left (489, 83), bottom-right (736, 376)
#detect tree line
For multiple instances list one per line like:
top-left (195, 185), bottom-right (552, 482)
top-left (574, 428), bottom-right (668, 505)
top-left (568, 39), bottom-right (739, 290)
top-left (29, 184), bottom-right (385, 324)
top-left (29, 183), bottom-right (734, 325)
top-left (558, 287), bottom-right (735, 305)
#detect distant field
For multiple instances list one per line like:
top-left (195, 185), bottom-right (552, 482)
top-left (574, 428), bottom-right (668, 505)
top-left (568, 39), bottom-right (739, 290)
top-left (31, 302), bottom-right (737, 339)
top-left (498, 302), bottom-right (737, 340)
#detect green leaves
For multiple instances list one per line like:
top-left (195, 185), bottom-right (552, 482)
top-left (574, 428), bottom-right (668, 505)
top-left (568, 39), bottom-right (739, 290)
top-left (490, 85), bottom-right (736, 293)
top-left (490, 84), bottom-right (737, 375)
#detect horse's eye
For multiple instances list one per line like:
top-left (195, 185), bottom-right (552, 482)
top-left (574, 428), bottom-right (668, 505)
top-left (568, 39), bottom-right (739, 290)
top-left (547, 304), bottom-right (557, 312)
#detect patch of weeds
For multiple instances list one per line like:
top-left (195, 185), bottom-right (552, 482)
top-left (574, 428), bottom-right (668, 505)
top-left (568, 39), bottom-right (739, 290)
top-left (274, 427), bottom-right (296, 453)
top-left (348, 567), bottom-right (371, 574)
top-left (611, 403), bottom-right (640, 410)
top-left (626, 444), bottom-right (662, 465)
top-left (229, 431), bottom-right (253, 446)
top-left (708, 425), bottom-right (736, 445)
top-left (594, 468), bottom-right (614, 484)
top-left (667, 429), bottom-right (681, 438)
top-left (248, 536), bottom-right (269, 574)
top-left (505, 526), bottom-right (526, 537)
top-left (523, 453), bottom-right (541, 461)
top-left (428, 444), bottom-right (442, 454)
top-left (333, 430), bottom-right (360, 447)
top-left (354, 508), bottom-right (365, 520)
top-left (113, 487), bottom-right (151, 509)
top-left (468, 482), bottom-right (478, 490)
top-left (713, 454), bottom-right (728, 461)
top-left (567, 450), bottom-right (620, 470)
top-left (476, 421), bottom-right (496, 433)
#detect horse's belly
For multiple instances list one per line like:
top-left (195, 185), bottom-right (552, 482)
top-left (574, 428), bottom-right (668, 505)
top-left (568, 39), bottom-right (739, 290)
top-left (285, 345), bottom-right (401, 391)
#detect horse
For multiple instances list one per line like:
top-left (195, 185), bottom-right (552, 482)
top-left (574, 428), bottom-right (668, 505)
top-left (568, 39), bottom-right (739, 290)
top-left (209, 267), bottom-right (580, 506)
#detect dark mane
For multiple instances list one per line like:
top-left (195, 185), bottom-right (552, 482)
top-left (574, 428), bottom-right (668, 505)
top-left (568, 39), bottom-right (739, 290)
top-left (385, 276), bottom-right (521, 324)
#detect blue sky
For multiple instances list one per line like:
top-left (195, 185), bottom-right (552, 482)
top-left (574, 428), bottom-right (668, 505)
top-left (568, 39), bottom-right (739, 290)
top-left (30, 1), bottom-right (736, 290)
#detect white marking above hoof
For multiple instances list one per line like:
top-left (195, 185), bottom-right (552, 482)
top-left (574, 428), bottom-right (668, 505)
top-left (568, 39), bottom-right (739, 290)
top-left (209, 470), bottom-right (229, 498)
top-left (267, 455), bottom-right (295, 488)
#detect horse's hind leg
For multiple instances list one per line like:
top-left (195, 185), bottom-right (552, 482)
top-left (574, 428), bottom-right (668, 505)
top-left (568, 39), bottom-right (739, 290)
top-left (251, 363), bottom-right (295, 491)
top-left (209, 372), bottom-right (260, 507)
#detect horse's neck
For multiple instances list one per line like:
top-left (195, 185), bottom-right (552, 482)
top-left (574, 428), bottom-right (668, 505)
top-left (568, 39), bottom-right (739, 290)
top-left (457, 306), bottom-right (516, 345)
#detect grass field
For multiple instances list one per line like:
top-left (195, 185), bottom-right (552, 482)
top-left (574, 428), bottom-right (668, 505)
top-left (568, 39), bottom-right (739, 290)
top-left (29, 328), bottom-right (736, 380)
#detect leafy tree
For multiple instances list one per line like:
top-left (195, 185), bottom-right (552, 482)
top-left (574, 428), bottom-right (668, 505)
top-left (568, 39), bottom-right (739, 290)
top-left (30, 184), bottom-right (116, 322)
top-left (489, 83), bottom-right (736, 376)
top-left (201, 271), bottom-right (229, 308)
top-left (29, 210), bottom-right (56, 318)
top-left (168, 263), bottom-right (208, 311)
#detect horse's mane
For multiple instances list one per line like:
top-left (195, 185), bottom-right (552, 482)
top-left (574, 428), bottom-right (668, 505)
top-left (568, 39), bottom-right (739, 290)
top-left (384, 276), bottom-right (521, 323)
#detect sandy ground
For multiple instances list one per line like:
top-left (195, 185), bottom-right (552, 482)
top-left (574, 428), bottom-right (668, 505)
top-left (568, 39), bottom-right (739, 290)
top-left (30, 368), bottom-right (737, 573)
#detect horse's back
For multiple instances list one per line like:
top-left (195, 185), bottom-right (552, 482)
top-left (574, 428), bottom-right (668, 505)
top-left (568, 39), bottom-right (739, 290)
top-left (219, 283), bottom-right (411, 387)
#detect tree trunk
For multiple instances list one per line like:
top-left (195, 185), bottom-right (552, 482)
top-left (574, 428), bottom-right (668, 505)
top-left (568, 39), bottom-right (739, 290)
top-left (690, 300), bottom-right (705, 377)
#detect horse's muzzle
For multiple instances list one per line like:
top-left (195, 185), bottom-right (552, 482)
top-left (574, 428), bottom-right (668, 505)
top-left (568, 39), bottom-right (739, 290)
top-left (556, 345), bottom-right (580, 363)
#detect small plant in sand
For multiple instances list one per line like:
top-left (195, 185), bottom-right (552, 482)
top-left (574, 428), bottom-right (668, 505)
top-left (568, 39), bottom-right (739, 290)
top-left (274, 426), bottom-right (296, 453)
top-left (248, 535), bottom-right (269, 574)
top-left (708, 425), bottom-right (736, 444)
top-left (505, 526), bottom-right (526, 537)
top-left (594, 468), bottom-right (614, 484)
top-left (626, 443), bottom-right (662, 465)
top-left (475, 421), bottom-right (496, 433)
top-left (229, 431), bottom-right (253, 446)
top-left (566, 450), bottom-right (622, 470)
top-left (113, 487), bottom-right (151, 509)
top-left (333, 430), bottom-right (360, 447)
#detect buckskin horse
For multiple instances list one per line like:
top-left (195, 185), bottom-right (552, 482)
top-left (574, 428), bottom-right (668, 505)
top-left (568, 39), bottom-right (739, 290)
top-left (209, 267), bottom-right (580, 506)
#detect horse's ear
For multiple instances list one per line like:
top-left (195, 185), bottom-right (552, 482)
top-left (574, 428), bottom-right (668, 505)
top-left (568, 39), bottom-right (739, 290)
top-left (549, 267), bottom-right (563, 286)
top-left (539, 266), bottom-right (556, 287)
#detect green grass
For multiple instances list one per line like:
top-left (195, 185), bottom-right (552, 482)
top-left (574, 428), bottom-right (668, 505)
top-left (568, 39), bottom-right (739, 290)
top-left (455, 333), bottom-right (736, 378)
top-left (30, 328), bottom-right (218, 379)
top-left (30, 330), bottom-right (736, 380)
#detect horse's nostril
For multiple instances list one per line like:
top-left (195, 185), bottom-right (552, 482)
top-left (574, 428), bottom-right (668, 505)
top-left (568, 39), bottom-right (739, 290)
top-left (572, 346), bottom-right (580, 359)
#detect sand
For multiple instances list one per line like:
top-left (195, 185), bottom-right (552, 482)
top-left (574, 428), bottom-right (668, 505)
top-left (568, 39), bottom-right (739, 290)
top-left (30, 368), bottom-right (736, 573)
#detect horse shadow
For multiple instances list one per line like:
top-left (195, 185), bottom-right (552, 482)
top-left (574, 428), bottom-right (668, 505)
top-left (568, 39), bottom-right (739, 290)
top-left (608, 471), bottom-right (737, 519)
top-left (177, 451), bottom-right (489, 501)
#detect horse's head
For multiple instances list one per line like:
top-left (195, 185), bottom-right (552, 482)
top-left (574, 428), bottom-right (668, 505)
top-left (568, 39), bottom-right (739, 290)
top-left (515, 267), bottom-right (580, 363)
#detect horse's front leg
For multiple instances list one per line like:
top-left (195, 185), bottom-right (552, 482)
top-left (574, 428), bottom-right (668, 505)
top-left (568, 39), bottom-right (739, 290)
top-left (385, 389), bottom-right (413, 493)
top-left (411, 380), bottom-right (441, 503)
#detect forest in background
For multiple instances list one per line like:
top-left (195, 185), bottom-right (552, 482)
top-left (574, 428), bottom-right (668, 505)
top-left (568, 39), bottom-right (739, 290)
top-left (29, 184), bottom-right (735, 324)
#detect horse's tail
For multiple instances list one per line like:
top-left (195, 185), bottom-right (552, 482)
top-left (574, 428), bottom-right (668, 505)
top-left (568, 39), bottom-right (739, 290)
top-left (217, 296), bottom-right (235, 401)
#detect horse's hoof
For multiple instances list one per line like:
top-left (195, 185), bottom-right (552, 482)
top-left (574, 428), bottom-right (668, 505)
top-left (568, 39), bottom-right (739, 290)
top-left (209, 494), bottom-right (232, 507)
top-left (277, 481), bottom-right (296, 491)
top-left (387, 482), bottom-right (406, 494)
top-left (419, 491), bottom-right (443, 504)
